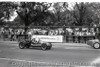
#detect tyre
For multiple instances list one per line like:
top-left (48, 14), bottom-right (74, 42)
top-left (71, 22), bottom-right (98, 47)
top-left (19, 42), bottom-right (25, 49)
top-left (41, 43), bottom-right (47, 50)
top-left (93, 42), bottom-right (100, 49)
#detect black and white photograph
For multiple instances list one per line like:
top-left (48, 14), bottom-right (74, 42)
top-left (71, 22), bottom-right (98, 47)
top-left (0, 0), bottom-right (100, 67)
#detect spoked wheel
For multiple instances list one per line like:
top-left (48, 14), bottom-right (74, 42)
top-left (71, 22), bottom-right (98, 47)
top-left (41, 43), bottom-right (47, 51)
top-left (19, 42), bottom-right (25, 49)
top-left (93, 43), bottom-right (100, 49)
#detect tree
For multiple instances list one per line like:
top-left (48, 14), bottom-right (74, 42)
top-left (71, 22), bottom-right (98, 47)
top-left (15, 2), bottom-right (54, 37)
top-left (86, 2), bottom-right (100, 26)
top-left (71, 2), bottom-right (100, 26)
top-left (0, 2), bottom-right (54, 39)
top-left (51, 2), bottom-right (74, 26)
top-left (72, 2), bottom-right (88, 26)
top-left (0, 2), bottom-right (17, 26)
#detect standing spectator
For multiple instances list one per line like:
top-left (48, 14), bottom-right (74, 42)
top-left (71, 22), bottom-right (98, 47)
top-left (3, 29), bottom-right (7, 41)
top-left (10, 30), bottom-right (14, 41)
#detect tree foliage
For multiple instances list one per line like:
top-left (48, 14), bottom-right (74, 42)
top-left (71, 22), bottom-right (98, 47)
top-left (0, 2), bottom-right (16, 26)
top-left (16, 2), bottom-right (53, 26)
top-left (0, 2), bottom-right (100, 27)
top-left (71, 2), bottom-right (100, 26)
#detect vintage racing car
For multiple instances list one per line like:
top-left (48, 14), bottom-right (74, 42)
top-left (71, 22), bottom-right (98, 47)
top-left (18, 35), bottom-right (52, 50)
top-left (87, 39), bottom-right (100, 49)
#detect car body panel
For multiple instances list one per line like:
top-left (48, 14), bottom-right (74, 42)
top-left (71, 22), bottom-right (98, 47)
top-left (87, 39), bottom-right (100, 47)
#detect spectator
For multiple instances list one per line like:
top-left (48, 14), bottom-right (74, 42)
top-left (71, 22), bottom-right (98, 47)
top-left (10, 30), bottom-right (14, 41)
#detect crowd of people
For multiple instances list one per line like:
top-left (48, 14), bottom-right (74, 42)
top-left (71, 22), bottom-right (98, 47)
top-left (0, 27), bottom-right (98, 43)
top-left (0, 27), bottom-right (64, 41)
top-left (0, 28), bottom-right (25, 41)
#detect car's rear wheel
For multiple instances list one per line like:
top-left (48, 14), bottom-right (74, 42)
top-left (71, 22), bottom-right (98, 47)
top-left (93, 42), bottom-right (100, 49)
top-left (19, 42), bottom-right (25, 49)
top-left (41, 43), bottom-right (47, 50)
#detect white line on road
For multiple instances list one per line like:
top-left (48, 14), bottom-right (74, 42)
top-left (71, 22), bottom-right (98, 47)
top-left (0, 58), bottom-right (47, 64)
top-left (91, 57), bottom-right (100, 64)
top-left (90, 57), bottom-right (100, 67)
top-left (75, 56), bottom-right (100, 67)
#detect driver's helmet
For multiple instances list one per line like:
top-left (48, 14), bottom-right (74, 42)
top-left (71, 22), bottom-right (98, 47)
top-left (32, 37), bottom-right (40, 43)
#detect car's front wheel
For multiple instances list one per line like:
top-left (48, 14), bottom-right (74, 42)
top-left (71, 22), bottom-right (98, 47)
top-left (93, 42), bottom-right (100, 49)
top-left (19, 42), bottom-right (25, 49)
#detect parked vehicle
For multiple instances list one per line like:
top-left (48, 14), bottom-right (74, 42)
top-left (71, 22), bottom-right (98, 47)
top-left (87, 39), bottom-right (100, 49)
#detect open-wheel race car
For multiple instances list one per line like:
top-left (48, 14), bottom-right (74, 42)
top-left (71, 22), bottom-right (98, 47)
top-left (87, 39), bottom-right (100, 49)
top-left (18, 35), bottom-right (52, 50)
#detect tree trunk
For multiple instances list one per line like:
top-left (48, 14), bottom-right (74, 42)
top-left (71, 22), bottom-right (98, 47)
top-left (16, 11), bottom-right (29, 39)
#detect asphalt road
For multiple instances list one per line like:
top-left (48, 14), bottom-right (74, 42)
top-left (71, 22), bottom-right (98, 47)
top-left (0, 41), bottom-right (100, 67)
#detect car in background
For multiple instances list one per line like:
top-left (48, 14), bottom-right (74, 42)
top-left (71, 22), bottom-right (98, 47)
top-left (87, 39), bottom-right (100, 49)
